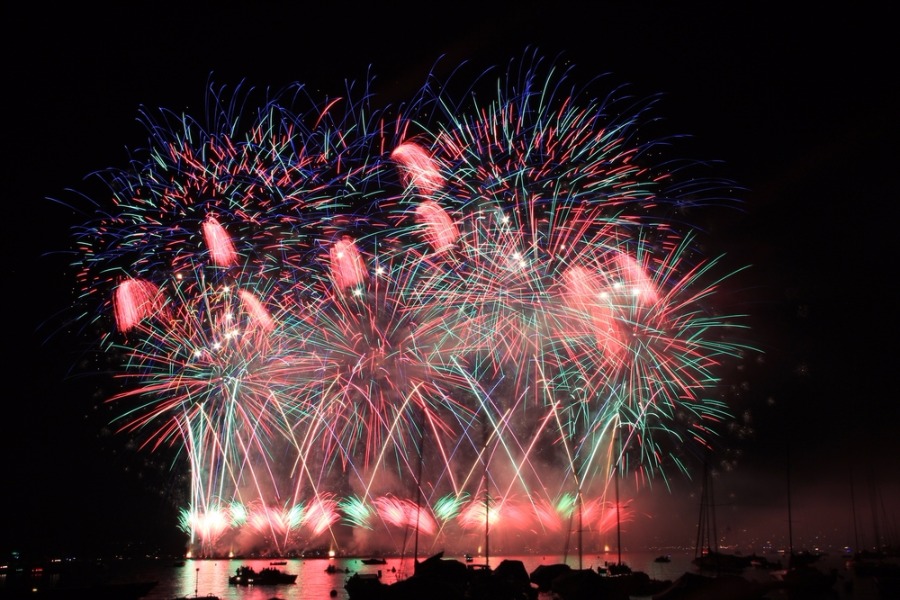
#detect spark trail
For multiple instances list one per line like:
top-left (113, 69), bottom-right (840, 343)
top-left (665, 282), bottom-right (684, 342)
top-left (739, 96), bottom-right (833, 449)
top-left (67, 53), bottom-right (753, 557)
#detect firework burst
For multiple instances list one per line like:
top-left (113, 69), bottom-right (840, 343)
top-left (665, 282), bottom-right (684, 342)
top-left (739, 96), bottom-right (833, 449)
top-left (66, 53), bottom-right (753, 557)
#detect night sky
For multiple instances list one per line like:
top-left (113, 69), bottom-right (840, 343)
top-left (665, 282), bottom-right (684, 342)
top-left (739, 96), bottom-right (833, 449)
top-left (5, 3), bottom-right (898, 558)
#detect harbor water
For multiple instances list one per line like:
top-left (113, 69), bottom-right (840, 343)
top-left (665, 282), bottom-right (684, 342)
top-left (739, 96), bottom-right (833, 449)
top-left (71, 550), bottom-right (857, 600)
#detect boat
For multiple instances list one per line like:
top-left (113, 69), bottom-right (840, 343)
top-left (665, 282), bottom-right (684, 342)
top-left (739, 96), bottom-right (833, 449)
top-left (269, 560), bottom-right (288, 565)
top-left (604, 434), bottom-right (631, 576)
top-left (653, 571), bottom-right (773, 600)
top-left (691, 460), bottom-right (752, 573)
top-left (602, 560), bottom-right (633, 576)
top-left (654, 555), bottom-right (671, 563)
top-left (228, 565), bottom-right (298, 586)
top-left (345, 572), bottom-right (386, 598)
top-left (464, 553), bottom-right (473, 563)
top-left (692, 549), bottom-right (751, 573)
top-left (360, 557), bottom-right (387, 565)
top-left (787, 549), bottom-right (824, 568)
top-left (325, 563), bottom-right (350, 574)
top-left (748, 553), bottom-right (782, 569)
top-left (762, 444), bottom-right (842, 597)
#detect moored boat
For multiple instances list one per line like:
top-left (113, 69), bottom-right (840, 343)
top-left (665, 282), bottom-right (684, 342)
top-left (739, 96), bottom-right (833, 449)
top-left (325, 563), bottom-right (350, 574)
top-left (691, 460), bottom-right (752, 574)
top-left (692, 550), bottom-right (752, 573)
top-left (228, 565), bottom-right (297, 586)
top-left (345, 572), bottom-right (385, 599)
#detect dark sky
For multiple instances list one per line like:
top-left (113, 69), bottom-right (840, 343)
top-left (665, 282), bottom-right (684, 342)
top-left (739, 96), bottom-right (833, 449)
top-left (5, 3), bottom-right (898, 558)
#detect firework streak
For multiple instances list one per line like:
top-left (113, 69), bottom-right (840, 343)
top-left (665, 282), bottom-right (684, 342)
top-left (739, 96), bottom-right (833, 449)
top-left (72, 54), bottom-right (753, 557)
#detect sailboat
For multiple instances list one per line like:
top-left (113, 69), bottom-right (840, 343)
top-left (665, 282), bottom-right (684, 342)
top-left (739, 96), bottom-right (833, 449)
top-left (691, 460), bottom-right (751, 573)
top-left (763, 441), bottom-right (842, 598)
top-left (596, 427), bottom-right (631, 576)
top-left (655, 462), bottom-right (775, 600)
top-left (604, 458), bottom-right (632, 576)
top-left (847, 463), bottom-right (899, 573)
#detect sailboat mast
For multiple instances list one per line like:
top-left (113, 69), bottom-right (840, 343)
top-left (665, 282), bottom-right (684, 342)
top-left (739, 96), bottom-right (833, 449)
top-left (615, 462), bottom-right (622, 566)
top-left (577, 486), bottom-right (583, 570)
top-left (614, 426), bottom-right (624, 567)
top-left (710, 464), bottom-right (719, 554)
top-left (414, 418), bottom-right (425, 563)
top-left (787, 441), bottom-right (794, 559)
top-left (482, 418), bottom-right (490, 567)
top-left (849, 466), bottom-right (860, 553)
top-left (695, 458), bottom-right (716, 558)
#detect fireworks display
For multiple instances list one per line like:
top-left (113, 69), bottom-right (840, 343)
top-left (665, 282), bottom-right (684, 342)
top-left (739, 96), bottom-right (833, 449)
top-left (71, 53), bottom-right (752, 558)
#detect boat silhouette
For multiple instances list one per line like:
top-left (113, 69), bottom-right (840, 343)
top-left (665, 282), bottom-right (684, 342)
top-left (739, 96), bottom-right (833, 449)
top-left (691, 460), bottom-right (752, 573)
top-left (228, 565), bottom-right (297, 586)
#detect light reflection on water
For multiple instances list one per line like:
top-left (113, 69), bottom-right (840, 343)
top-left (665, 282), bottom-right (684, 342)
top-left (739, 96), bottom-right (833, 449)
top-left (121, 550), bottom-right (846, 600)
top-left (132, 552), bottom-right (700, 600)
